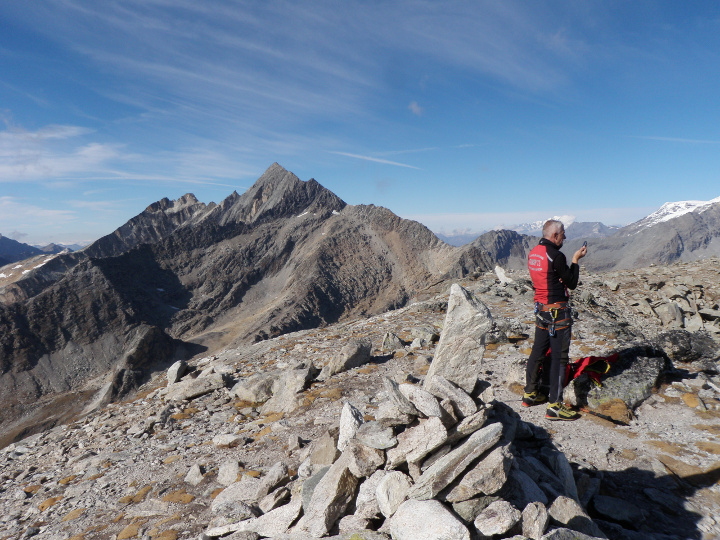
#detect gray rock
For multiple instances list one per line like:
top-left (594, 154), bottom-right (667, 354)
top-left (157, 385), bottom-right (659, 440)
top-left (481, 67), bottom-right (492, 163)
top-left (355, 470), bottom-right (388, 518)
top-left (354, 421), bottom-right (398, 450)
top-left (164, 372), bottom-right (225, 401)
top-left (232, 372), bottom-right (276, 403)
top-left (501, 468), bottom-right (548, 508)
top-left (383, 377), bottom-right (419, 416)
top-left (398, 383), bottom-right (444, 417)
top-left (302, 454), bottom-right (359, 537)
top-left (386, 416), bottom-right (448, 468)
top-left (338, 402), bottom-right (364, 452)
top-left (474, 500), bottom-right (521, 537)
top-left (424, 284), bottom-right (493, 393)
top-left (212, 475), bottom-right (264, 510)
top-left (407, 422), bottom-right (503, 500)
top-left (213, 434), bottom-right (245, 449)
top-left (259, 487), bottom-right (291, 514)
top-left (389, 499), bottom-right (471, 540)
top-left (381, 332), bottom-right (405, 352)
top-left (344, 439), bottom-right (385, 478)
top-left (167, 359), bottom-right (188, 385)
top-left (376, 470), bottom-right (413, 518)
top-left (548, 496), bottom-right (608, 539)
top-left (424, 375), bottom-right (477, 418)
top-left (211, 499), bottom-right (258, 521)
top-left (261, 367), bottom-right (315, 414)
top-left (655, 302), bottom-right (684, 328)
top-left (375, 399), bottom-right (415, 427)
top-left (444, 444), bottom-right (512, 502)
top-left (301, 466), bottom-right (330, 513)
top-left (541, 528), bottom-right (607, 540)
top-left (540, 447), bottom-right (578, 502)
top-left (256, 461), bottom-right (289, 500)
top-left (185, 463), bottom-right (205, 486)
top-left (446, 408), bottom-right (490, 444)
top-left (586, 355), bottom-right (665, 410)
top-left (218, 460), bottom-right (242, 486)
top-left (310, 430), bottom-right (340, 465)
top-left (239, 497), bottom-right (303, 537)
top-left (320, 339), bottom-right (372, 380)
top-left (451, 496), bottom-right (500, 523)
top-left (522, 501), bottom-right (549, 540)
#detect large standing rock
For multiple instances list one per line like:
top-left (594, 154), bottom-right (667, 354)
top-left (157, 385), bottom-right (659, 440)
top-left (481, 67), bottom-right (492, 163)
top-left (338, 402), bottom-right (364, 451)
top-left (301, 454), bottom-right (359, 537)
top-left (424, 284), bottom-right (493, 394)
top-left (389, 499), bottom-right (471, 540)
top-left (167, 360), bottom-right (188, 385)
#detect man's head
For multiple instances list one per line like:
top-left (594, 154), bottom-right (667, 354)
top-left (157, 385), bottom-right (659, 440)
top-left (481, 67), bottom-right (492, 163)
top-left (542, 219), bottom-right (566, 247)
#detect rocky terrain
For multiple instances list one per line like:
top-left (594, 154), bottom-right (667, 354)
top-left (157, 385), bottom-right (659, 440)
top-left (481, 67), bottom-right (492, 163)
top-left (1, 256), bottom-right (719, 539)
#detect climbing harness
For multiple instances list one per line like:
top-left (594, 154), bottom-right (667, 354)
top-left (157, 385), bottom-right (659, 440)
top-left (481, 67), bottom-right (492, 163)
top-left (534, 301), bottom-right (572, 336)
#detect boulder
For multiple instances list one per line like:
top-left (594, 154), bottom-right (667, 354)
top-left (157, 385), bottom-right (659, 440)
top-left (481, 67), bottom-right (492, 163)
top-left (301, 454), bottom-right (359, 537)
top-left (261, 366), bottom-right (316, 414)
top-left (586, 355), bottom-right (665, 410)
top-left (522, 501), bottom-right (549, 540)
top-left (424, 284), bottom-right (493, 393)
top-left (548, 496), bottom-right (608, 539)
top-left (398, 384), bottom-right (443, 417)
top-left (167, 360), bottom-right (188, 385)
top-left (354, 421), bottom-right (397, 450)
top-left (376, 471), bottom-right (413, 518)
top-left (474, 500), bottom-right (521, 537)
top-left (232, 372), bottom-right (276, 403)
top-left (444, 444), bottom-right (512, 502)
top-left (319, 339), bottom-right (372, 380)
top-left (338, 402), bottom-right (364, 451)
top-left (164, 372), bottom-right (225, 401)
top-left (388, 499), bottom-right (471, 540)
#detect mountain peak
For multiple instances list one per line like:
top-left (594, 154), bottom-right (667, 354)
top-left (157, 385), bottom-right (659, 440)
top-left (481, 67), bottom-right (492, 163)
top-left (217, 164), bottom-right (346, 225)
top-left (631, 195), bottom-right (720, 229)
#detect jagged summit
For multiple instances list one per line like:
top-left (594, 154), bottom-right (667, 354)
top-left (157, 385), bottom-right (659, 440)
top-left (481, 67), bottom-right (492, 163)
top-left (215, 163), bottom-right (346, 225)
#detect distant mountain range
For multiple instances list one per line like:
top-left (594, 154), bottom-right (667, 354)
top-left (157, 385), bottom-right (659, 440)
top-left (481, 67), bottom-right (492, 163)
top-left (2, 165), bottom-right (719, 443)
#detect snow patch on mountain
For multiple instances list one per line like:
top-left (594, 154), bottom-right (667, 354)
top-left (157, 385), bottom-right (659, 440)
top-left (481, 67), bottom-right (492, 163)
top-left (634, 196), bottom-right (720, 228)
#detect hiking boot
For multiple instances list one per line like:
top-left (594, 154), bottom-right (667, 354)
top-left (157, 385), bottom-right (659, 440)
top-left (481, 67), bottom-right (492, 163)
top-left (522, 391), bottom-right (547, 407)
top-left (545, 402), bottom-right (580, 421)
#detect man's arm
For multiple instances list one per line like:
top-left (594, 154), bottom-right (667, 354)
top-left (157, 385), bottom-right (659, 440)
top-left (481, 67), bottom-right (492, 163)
top-left (554, 251), bottom-right (580, 290)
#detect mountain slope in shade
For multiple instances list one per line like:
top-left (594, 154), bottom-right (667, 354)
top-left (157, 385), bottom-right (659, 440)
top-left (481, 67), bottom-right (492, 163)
top-left (0, 235), bottom-right (44, 265)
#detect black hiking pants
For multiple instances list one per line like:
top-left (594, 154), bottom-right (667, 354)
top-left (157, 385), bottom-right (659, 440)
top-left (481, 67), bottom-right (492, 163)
top-left (524, 323), bottom-right (571, 404)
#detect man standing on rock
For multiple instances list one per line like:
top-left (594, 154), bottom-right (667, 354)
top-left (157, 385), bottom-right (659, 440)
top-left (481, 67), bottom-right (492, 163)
top-left (523, 219), bottom-right (587, 420)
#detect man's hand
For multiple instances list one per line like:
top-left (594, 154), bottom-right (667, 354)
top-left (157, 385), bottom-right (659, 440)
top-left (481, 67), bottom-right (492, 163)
top-left (572, 244), bottom-right (587, 264)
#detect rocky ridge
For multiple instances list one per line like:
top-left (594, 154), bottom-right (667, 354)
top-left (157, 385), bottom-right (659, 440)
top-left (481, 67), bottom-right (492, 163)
top-left (1, 257), bottom-right (719, 539)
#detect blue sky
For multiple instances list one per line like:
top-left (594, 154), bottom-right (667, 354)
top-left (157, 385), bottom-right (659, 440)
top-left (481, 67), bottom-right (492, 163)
top-left (2, 1), bottom-right (720, 245)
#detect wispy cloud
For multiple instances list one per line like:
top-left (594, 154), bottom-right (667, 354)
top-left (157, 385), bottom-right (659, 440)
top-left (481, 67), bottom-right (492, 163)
top-left (329, 151), bottom-right (421, 170)
top-left (633, 136), bottom-right (720, 144)
top-left (408, 101), bottom-right (424, 116)
top-left (0, 196), bottom-right (76, 224)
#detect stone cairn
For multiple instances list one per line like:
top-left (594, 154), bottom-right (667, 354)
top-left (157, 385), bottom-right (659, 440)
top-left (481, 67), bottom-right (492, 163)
top-left (201, 285), bottom-right (610, 540)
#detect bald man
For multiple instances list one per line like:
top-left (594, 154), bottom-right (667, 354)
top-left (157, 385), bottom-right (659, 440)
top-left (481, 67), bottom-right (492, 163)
top-left (524, 219), bottom-right (587, 420)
